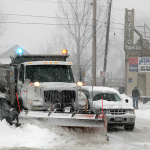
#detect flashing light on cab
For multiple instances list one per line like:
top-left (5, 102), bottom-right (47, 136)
top-left (17, 48), bottom-right (23, 54)
top-left (62, 49), bottom-right (67, 55)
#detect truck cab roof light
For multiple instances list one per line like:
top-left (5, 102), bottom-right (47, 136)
top-left (28, 63), bottom-right (31, 64)
top-left (44, 62), bottom-right (47, 64)
top-left (49, 62), bottom-right (52, 64)
top-left (54, 62), bottom-right (57, 64)
top-left (62, 49), bottom-right (67, 55)
top-left (17, 48), bottom-right (23, 54)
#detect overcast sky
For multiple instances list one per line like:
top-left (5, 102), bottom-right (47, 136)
top-left (0, 0), bottom-right (150, 54)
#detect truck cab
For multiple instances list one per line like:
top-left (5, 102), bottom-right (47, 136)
top-left (17, 61), bottom-right (78, 111)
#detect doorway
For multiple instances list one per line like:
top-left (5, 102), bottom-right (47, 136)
top-left (137, 74), bottom-right (146, 96)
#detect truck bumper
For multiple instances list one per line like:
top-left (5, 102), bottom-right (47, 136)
top-left (106, 114), bottom-right (135, 125)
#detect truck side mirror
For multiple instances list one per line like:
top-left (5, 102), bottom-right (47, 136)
top-left (125, 99), bottom-right (128, 103)
top-left (24, 79), bottom-right (31, 85)
top-left (79, 66), bottom-right (85, 83)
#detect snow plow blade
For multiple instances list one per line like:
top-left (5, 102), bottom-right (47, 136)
top-left (18, 110), bottom-right (106, 128)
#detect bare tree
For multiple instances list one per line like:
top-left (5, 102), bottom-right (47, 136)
top-left (53, 0), bottom-right (107, 81)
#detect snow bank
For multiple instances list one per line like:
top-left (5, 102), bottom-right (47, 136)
top-left (0, 120), bottom-right (106, 149)
top-left (135, 101), bottom-right (150, 120)
top-left (0, 120), bottom-right (64, 149)
top-left (139, 101), bottom-right (150, 109)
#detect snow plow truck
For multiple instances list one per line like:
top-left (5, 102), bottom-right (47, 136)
top-left (0, 50), bottom-right (108, 138)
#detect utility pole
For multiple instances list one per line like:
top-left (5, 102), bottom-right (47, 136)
top-left (92, 0), bottom-right (97, 86)
top-left (76, 0), bottom-right (81, 82)
top-left (102, 0), bottom-right (112, 86)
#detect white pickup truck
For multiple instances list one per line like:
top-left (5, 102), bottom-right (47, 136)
top-left (81, 86), bottom-right (136, 131)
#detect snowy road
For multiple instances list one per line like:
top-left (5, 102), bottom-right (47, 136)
top-left (109, 110), bottom-right (150, 150)
top-left (0, 94), bottom-right (150, 150)
top-left (0, 111), bottom-right (150, 150)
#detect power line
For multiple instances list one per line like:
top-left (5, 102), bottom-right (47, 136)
top-left (110, 16), bottom-right (124, 25)
top-left (0, 22), bottom-right (79, 25)
top-left (11, 0), bottom-right (87, 3)
top-left (113, 7), bottom-right (150, 17)
top-left (0, 13), bottom-right (70, 19)
top-left (0, 21), bottom-right (105, 27)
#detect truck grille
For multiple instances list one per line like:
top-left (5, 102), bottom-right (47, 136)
top-left (44, 90), bottom-right (76, 104)
top-left (110, 109), bottom-right (127, 115)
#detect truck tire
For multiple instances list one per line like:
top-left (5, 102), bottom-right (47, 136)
top-left (124, 123), bottom-right (134, 131)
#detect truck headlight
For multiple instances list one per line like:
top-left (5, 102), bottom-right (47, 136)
top-left (77, 81), bottom-right (83, 87)
top-left (34, 82), bottom-right (40, 87)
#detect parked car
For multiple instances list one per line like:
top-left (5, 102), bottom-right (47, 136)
top-left (81, 86), bottom-right (135, 131)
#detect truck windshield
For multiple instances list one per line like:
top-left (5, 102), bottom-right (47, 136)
top-left (25, 65), bottom-right (74, 83)
top-left (93, 93), bottom-right (121, 101)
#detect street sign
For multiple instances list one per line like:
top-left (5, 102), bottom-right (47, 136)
top-left (100, 71), bottom-right (106, 78)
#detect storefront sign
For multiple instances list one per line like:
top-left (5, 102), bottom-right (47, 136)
top-left (124, 45), bottom-right (141, 51)
top-left (124, 9), bottom-right (134, 51)
top-left (129, 57), bottom-right (138, 72)
top-left (138, 57), bottom-right (150, 72)
top-left (129, 65), bottom-right (138, 72)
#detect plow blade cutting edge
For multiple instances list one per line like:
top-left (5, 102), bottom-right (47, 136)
top-left (18, 110), bottom-right (107, 129)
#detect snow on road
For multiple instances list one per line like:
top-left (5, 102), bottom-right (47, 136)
top-left (0, 94), bottom-right (150, 150)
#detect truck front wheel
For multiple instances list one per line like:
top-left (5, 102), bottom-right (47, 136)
top-left (124, 123), bottom-right (134, 131)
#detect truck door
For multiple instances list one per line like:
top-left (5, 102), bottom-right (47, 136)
top-left (17, 64), bottom-right (26, 107)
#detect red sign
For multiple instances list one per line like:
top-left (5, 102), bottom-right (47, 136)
top-left (100, 71), bottom-right (106, 78)
top-left (129, 57), bottom-right (138, 65)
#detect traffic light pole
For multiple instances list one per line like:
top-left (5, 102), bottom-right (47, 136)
top-left (92, 0), bottom-right (97, 86)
